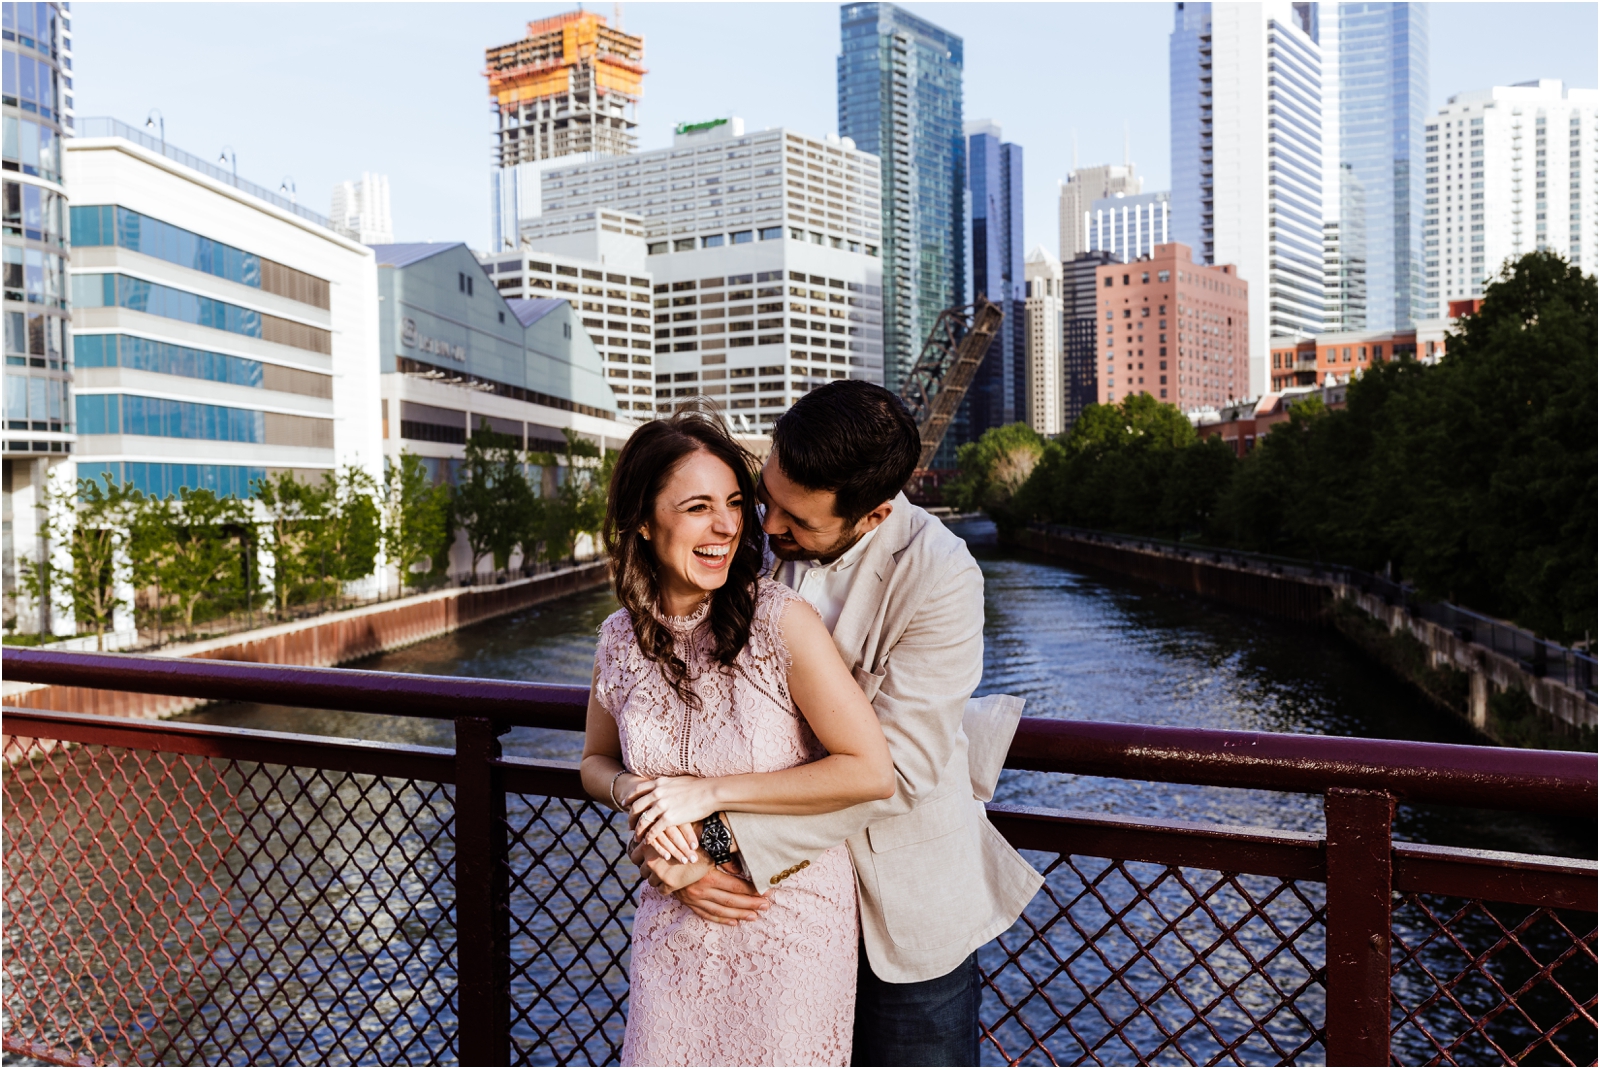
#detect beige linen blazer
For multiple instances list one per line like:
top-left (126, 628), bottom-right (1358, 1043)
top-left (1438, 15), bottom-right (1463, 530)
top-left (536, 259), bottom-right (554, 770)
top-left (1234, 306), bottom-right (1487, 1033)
top-left (727, 495), bottom-right (1044, 983)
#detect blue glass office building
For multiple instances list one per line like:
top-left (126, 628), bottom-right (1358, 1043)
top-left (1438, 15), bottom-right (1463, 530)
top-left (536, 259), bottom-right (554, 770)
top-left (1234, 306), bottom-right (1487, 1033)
top-left (838, 3), bottom-right (965, 396)
top-left (1336, 2), bottom-right (1427, 332)
top-left (955, 122), bottom-right (1023, 455)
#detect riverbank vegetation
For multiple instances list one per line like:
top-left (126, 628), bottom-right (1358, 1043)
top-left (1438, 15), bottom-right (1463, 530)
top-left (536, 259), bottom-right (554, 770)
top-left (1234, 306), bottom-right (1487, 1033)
top-left (950, 252), bottom-right (1596, 644)
top-left (8, 420), bottom-right (611, 648)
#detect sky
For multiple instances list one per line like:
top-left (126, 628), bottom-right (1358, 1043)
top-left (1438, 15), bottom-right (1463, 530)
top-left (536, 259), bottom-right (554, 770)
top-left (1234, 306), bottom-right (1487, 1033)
top-left (73, 2), bottom-right (1599, 257)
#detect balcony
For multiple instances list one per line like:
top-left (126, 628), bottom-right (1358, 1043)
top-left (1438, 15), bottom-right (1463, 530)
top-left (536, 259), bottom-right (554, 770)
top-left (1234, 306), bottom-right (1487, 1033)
top-left (1, 649), bottom-right (1594, 1067)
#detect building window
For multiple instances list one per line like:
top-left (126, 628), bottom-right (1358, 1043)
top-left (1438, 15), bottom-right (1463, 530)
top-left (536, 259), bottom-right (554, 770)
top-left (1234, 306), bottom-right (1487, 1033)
top-left (732, 230), bottom-right (753, 244)
top-left (759, 227), bottom-right (783, 241)
top-left (674, 238), bottom-right (695, 251)
top-left (647, 242), bottom-right (668, 255)
top-left (703, 234), bottom-right (725, 248)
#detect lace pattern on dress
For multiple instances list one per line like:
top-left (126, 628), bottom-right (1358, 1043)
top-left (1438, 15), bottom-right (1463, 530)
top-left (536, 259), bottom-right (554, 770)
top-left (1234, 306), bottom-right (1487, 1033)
top-left (595, 578), bottom-right (856, 1066)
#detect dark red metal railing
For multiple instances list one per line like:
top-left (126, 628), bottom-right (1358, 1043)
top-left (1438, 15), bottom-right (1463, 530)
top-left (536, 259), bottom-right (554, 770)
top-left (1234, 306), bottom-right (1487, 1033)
top-left (3, 649), bottom-right (1595, 1066)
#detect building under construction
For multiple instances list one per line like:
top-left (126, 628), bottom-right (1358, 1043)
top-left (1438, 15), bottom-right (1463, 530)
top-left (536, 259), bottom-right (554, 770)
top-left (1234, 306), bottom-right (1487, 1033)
top-left (487, 11), bottom-right (645, 248)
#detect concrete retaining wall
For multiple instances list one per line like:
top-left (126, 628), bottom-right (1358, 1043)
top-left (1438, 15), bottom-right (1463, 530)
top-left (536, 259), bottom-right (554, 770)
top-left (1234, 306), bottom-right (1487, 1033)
top-left (1011, 526), bottom-right (1596, 744)
top-left (4, 562), bottom-right (610, 721)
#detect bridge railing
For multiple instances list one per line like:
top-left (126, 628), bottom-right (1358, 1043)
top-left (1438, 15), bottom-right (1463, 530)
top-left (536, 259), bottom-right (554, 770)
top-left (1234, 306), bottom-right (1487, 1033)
top-left (3, 649), bottom-right (1595, 1067)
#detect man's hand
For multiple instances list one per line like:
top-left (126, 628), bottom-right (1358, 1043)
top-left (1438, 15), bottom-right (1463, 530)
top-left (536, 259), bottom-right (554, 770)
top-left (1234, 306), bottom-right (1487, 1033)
top-left (645, 852), bottom-right (712, 895)
top-left (673, 866), bottom-right (769, 925)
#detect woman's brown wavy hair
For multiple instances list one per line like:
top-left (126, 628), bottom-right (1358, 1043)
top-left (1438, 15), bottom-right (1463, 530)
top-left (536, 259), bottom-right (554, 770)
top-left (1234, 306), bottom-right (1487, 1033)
top-left (602, 406), bottom-right (764, 708)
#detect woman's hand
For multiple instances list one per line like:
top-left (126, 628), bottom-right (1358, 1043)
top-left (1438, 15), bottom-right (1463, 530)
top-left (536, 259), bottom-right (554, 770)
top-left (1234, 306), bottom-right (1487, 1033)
top-left (630, 775), bottom-right (721, 853)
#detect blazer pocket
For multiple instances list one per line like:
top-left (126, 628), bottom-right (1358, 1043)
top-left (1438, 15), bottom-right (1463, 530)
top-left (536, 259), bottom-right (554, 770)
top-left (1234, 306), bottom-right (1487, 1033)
top-left (863, 792), bottom-right (985, 951)
top-left (852, 664), bottom-right (887, 703)
top-left (866, 788), bottom-right (969, 853)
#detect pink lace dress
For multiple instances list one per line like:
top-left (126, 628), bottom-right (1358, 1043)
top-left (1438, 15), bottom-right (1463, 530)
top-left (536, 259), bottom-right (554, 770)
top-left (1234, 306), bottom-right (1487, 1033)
top-left (594, 578), bottom-right (858, 1067)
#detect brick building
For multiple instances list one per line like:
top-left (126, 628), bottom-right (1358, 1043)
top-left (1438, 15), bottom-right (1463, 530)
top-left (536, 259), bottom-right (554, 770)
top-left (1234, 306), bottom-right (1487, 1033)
top-left (1268, 303), bottom-right (1470, 391)
top-left (1096, 242), bottom-right (1249, 411)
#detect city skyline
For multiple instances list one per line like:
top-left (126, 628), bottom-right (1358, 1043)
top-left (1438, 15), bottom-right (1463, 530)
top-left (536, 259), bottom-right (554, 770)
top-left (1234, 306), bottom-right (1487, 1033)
top-left (73, 3), bottom-right (1597, 260)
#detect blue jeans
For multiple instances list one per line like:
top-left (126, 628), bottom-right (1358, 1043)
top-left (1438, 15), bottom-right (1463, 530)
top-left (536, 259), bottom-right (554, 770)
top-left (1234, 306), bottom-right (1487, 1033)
top-left (851, 945), bottom-right (980, 1066)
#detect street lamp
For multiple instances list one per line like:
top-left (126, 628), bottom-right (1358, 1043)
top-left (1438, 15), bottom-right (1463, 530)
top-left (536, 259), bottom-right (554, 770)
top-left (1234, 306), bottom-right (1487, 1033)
top-left (144, 108), bottom-right (164, 152)
top-left (218, 145), bottom-right (237, 183)
top-left (278, 176), bottom-right (297, 205)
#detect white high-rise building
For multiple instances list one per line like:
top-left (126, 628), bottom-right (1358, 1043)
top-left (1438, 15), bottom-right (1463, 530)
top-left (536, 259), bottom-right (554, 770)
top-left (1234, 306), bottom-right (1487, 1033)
top-left (1423, 80), bottom-right (1598, 315)
top-left (1171, 1), bottom-right (1324, 397)
top-left (330, 173), bottom-right (394, 245)
top-left (529, 119), bottom-right (885, 433)
top-left (1022, 246), bottom-right (1063, 436)
top-left (1059, 164), bottom-right (1141, 261)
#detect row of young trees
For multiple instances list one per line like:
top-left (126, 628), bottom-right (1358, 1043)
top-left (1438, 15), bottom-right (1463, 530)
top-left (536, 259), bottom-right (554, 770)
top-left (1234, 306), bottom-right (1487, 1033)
top-left (945, 252), bottom-right (1597, 645)
top-left (17, 422), bottom-right (610, 648)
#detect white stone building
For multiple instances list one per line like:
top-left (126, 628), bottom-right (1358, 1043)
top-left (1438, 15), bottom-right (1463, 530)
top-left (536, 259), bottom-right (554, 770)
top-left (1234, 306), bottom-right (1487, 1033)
top-left (529, 119), bottom-right (885, 432)
top-left (1023, 247), bottom-right (1063, 437)
top-left (65, 127), bottom-right (383, 501)
top-left (1423, 80), bottom-right (1598, 316)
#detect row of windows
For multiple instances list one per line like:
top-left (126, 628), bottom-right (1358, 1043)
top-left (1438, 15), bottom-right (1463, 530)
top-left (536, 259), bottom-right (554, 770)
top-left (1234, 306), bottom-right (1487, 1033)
top-left (4, 307), bottom-right (63, 362)
top-left (3, 369), bottom-right (64, 422)
top-left (73, 272), bottom-right (265, 338)
top-left (2, 113), bottom-right (60, 182)
top-left (73, 333), bottom-right (265, 388)
top-left (3, 177), bottom-right (62, 243)
top-left (3, 240), bottom-right (63, 305)
top-left (83, 461), bottom-right (267, 501)
top-left (76, 392), bottom-right (265, 442)
top-left (73, 205), bottom-right (261, 287)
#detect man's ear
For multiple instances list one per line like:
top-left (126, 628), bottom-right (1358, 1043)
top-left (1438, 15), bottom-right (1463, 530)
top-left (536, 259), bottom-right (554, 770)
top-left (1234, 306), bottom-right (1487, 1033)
top-left (856, 500), bottom-right (894, 535)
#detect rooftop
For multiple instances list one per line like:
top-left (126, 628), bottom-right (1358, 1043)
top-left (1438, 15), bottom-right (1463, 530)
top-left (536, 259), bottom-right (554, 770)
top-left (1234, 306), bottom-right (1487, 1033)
top-left (76, 117), bottom-right (331, 229)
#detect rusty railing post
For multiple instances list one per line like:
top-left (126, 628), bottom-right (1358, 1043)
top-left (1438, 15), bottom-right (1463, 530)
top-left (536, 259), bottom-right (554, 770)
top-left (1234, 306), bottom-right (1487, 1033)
top-left (455, 716), bottom-right (510, 1065)
top-left (1324, 787), bottom-right (1394, 1066)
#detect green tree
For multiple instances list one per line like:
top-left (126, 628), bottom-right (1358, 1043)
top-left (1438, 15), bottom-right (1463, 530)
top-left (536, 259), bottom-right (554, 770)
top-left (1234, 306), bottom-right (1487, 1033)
top-left (125, 493), bottom-right (176, 644)
top-left (540, 429), bottom-right (607, 564)
top-left (314, 465), bottom-right (381, 607)
top-left (382, 452), bottom-right (453, 591)
top-left (454, 421), bottom-right (531, 578)
top-left (943, 423), bottom-right (1047, 525)
top-left (27, 475), bottom-right (140, 648)
top-left (160, 487), bottom-right (248, 637)
top-left (253, 471), bottom-right (328, 616)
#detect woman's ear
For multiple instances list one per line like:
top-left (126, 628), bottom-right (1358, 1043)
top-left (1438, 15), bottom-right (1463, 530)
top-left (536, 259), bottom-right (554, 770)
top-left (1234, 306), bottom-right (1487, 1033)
top-left (638, 524), bottom-right (650, 542)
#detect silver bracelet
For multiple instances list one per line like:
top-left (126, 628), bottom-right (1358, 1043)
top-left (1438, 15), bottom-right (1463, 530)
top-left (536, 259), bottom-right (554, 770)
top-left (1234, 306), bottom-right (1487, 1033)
top-left (608, 769), bottom-right (628, 811)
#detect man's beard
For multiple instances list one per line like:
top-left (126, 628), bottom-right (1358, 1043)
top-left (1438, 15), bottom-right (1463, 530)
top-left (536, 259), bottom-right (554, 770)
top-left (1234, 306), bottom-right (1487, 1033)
top-left (768, 525), bottom-right (861, 565)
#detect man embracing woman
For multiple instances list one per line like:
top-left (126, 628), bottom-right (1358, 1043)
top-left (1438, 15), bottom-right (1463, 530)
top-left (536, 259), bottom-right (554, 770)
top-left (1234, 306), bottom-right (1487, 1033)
top-left (580, 381), bottom-right (1043, 1066)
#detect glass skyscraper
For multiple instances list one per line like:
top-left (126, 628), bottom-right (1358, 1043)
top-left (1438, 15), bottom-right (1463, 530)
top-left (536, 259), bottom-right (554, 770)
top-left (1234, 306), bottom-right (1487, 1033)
top-left (1335, 2), bottom-right (1427, 332)
top-left (838, 2), bottom-right (964, 397)
top-left (955, 120), bottom-right (1023, 455)
top-left (2, 0), bottom-right (73, 632)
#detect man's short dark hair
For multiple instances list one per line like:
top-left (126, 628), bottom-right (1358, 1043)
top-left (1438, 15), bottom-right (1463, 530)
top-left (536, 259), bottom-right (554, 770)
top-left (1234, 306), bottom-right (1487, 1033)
top-left (770, 380), bottom-right (921, 523)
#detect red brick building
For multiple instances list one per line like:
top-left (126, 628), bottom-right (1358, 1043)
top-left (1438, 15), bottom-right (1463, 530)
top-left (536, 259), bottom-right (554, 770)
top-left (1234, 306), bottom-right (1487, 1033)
top-left (1096, 242), bottom-right (1249, 411)
top-left (1268, 310), bottom-right (1469, 391)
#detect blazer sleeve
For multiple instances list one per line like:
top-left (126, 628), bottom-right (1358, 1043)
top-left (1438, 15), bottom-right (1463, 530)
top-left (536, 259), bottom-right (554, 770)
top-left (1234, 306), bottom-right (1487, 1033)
top-left (727, 551), bottom-right (985, 891)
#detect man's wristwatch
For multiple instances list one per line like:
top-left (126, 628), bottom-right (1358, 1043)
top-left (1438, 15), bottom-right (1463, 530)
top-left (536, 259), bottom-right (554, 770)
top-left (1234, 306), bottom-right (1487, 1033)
top-left (699, 812), bottom-right (734, 865)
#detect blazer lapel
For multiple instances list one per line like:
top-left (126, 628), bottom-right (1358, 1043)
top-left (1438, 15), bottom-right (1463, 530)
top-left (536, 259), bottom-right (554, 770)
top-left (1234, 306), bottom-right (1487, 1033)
top-left (830, 493), bottom-right (914, 667)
